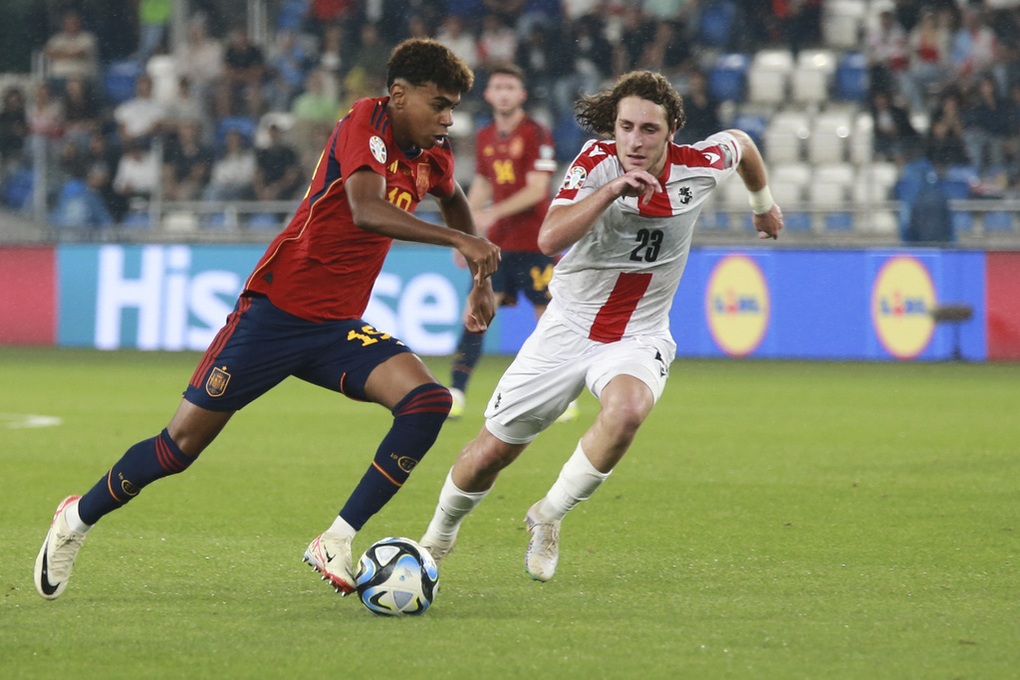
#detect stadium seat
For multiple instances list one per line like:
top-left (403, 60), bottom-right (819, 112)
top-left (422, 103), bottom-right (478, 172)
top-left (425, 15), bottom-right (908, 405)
top-left (102, 59), bottom-right (143, 106)
top-left (1, 168), bottom-right (33, 209)
top-left (120, 210), bottom-right (151, 230)
top-left (708, 53), bottom-right (749, 102)
top-left (762, 111), bottom-right (809, 163)
top-left (791, 49), bottom-right (836, 105)
top-left (822, 0), bottom-right (866, 49)
top-left (747, 49), bottom-right (794, 106)
top-left (983, 211), bottom-right (1014, 232)
top-left (808, 182), bottom-right (850, 230)
top-left (807, 110), bottom-right (852, 164)
top-left (215, 116), bottom-right (257, 150)
top-left (732, 112), bottom-right (767, 148)
top-left (834, 52), bottom-right (868, 101)
top-left (941, 179), bottom-right (973, 232)
top-left (770, 179), bottom-right (809, 229)
top-left (815, 162), bottom-right (856, 192)
top-left (698, 1), bottom-right (738, 48)
top-left (849, 112), bottom-right (874, 164)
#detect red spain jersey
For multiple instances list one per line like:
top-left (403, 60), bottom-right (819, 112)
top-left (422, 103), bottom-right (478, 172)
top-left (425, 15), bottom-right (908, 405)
top-left (474, 116), bottom-right (557, 252)
top-left (245, 97), bottom-right (457, 321)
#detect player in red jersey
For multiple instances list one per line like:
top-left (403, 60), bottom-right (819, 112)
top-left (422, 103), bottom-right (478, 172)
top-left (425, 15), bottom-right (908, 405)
top-left (34, 39), bottom-right (500, 601)
top-left (447, 63), bottom-right (575, 419)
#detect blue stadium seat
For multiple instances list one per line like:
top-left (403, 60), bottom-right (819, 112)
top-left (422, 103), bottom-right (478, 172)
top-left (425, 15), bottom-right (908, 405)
top-left (248, 212), bottom-right (280, 230)
top-left (120, 210), bottom-right (151, 230)
top-left (1, 168), bottom-right (33, 209)
top-left (215, 116), bottom-right (257, 151)
top-left (732, 113), bottom-right (767, 148)
top-left (833, 52), bottom-right (867, 102)
top-left (824, 212), bottom-right (854, 230)
top-left (784, 212), bottom-right (813, 231)
top-left (708, 53), bottom-right (749, 102)
top-left (984, 211), bottom-right (1014, 231)
top-left (699, 1), bottom-right (737, 48)
top-left (941, 179), bottom-right (972, 232)
top-left (102, 59), bottom-right (143, 106)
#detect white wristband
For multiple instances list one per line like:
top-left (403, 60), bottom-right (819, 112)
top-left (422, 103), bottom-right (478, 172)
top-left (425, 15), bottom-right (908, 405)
top-left (748, 186), bottom-right (774, 215)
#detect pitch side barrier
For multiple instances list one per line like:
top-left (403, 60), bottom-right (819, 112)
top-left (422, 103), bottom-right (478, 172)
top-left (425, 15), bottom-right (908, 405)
top-left (1, 244), bottom-right (1017, 361)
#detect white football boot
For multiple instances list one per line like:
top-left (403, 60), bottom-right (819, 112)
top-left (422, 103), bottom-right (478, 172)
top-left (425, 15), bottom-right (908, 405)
top-left (418, 532), bottom-right (456, 564)
top-left (35, 495), bottom-right (87, 600)
top-left (303, 532), bottom-right (355, 595)
top-left (524, 502), bottom-right (561, 582)
top-left (448, 388), bottom-right (466, 421)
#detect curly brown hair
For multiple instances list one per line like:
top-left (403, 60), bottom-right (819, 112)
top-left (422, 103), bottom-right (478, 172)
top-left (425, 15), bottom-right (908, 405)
top-left (575, 71), bottom-right (685, 136)
top-left (386, 38), bottom-right (475, 94)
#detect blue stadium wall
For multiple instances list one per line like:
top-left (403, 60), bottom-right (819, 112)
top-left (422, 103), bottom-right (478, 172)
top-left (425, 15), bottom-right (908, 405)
top-left (45, 243), bottom-right (993, 362)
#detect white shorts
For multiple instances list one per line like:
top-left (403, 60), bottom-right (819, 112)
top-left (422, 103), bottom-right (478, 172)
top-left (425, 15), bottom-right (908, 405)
top-left (484, 307), bottom-right (676, 445)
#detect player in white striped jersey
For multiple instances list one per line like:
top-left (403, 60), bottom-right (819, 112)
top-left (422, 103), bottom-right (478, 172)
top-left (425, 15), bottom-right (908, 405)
top-left (421, 71), bottom-right (783, 581)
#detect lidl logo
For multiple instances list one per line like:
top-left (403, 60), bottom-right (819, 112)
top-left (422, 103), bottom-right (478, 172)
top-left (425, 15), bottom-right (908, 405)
top-left (705, 254), bottom-right (770, 357)
top-left (871, 255), bottom-right (936, 359)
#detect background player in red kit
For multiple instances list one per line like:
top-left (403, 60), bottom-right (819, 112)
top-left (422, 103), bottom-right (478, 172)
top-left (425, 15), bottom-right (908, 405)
top-left (447, 63), bottom-right (568, 419)
top-left (34, 39), bottom-right (500, 601)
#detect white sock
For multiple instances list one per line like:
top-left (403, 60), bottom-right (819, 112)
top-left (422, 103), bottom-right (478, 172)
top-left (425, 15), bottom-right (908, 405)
top-left (326, 515), bottom-right (356, 539)
top-left (423, 469), bottom-right (490, 541)
top-left (65, 500), bottom-right (92, 534)
top-left (539, 441), bottom-right (611, 521)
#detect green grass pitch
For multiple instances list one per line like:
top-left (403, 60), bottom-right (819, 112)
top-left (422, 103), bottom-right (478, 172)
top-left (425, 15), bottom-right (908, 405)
top-left (1, 347), bottom-right (1018, 679)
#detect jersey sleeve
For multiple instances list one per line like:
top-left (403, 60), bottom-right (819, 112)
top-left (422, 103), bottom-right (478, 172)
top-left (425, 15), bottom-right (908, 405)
top-left (532, 124), bottom-right (558, 174)
top-left (552, 139), bottom-right (614, 205)
top-left (334, 100), bottom-right (390, 182)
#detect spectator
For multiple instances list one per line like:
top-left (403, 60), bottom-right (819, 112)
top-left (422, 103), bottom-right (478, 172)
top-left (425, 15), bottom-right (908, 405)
top-left (291, 69), bottom-right (339, 124)
top-left (267, 29), bottom-right (313, 111)
top-left (163, 77), bottom-right (208, 133)
top-left (477, 14), bottom-right (519, 72)
top-left (113, 74), bottom-right (165, 146)
top-left (675, 70), bottom-right (721, 145)
top-left (162, 119), bottom-right (214, 201)
top-left (963, 73), bottom-right (1013, 175)
top-left (173, 14), bottom-right (224, 112)
top-left (112, 137), bottom-right (160, 218)
top-left (951, 6), bottom-right (1000, 89)
top-left (515, 22), bottom-right (559, 110)
top-left (216, 26), bottom-right (268, 118)
top-left (870, 88), bottom-right (921, 163)
top-left (903, 8), bottom-right (952, 113)
top-left (26, 81), bottom-right (64, 165)
top-left (0, 86), bottom-right (28, 179)
top-left (81, 131), bottom-right (121, 215)
top-left (254, 123), bottom-right (304, 202)
top-left (50, 159), bottom-right (114, 229)
top-left (347, 23), bottom-right (392, 96)
top-left (637, 19), bottom-right (695, 91)
top-left (315, 23), bottom-right (344, 79)
top-left (925, 116), bottom-right (969, 170)
top-left (552, 15), bottom-right (613, 120)
top-left (43, 9), bottom-right (99, 88)
top-left (436, 15), bottom-right (480, 72)
top-left (866, 8), bottom-right (909, 97)
top-left (775, 0), bottom-right (822, 56)
top-left (136, 0), bottom-right (173, 63)
top-left (60, 76), bottom-right (102, 150)
top-left (612, 6), bottom-right (657, 77)
top-left (202, 128), bottom-right (256, 202)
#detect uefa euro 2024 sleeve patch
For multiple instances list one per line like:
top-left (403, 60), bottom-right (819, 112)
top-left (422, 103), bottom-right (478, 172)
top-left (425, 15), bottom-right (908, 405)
top-left (561, 165), bottom-right (587, 191)
top-left (369, 136), bottom-right (387, 164)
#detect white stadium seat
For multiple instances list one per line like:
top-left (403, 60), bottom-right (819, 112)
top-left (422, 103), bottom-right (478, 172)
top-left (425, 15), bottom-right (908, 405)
top-left (823, 0), bottom-right (866, 49)
top-left (747, 49), bottom-right (794, 106)
top-left (763, 110), bottom-right (810, 163)
top-left (808, 109), bottom-right (852, 163)
top-left (791, 49), bottom-right (837, 105)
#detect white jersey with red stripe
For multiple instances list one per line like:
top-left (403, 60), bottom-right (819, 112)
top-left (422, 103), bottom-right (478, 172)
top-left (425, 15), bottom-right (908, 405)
top-left (547, 131), bottom-right (742, 343)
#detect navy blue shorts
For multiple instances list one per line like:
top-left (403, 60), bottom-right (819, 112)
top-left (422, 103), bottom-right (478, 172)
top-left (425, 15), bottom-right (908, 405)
top-left (184, 295), bottom-right (411, 411)
top-left (493, 251), bottom-right (554, 308)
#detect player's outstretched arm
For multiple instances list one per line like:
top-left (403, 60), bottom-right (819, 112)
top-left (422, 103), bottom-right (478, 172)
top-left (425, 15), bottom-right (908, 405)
top-left (727, 128), bottom-right (784, 240)
top-left (346, 169), bottom-right (500, 280)
top-left (537, 170), bottom-right (661, 255)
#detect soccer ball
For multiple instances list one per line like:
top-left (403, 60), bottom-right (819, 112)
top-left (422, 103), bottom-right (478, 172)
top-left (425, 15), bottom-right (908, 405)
top-left (355, 537), bottom-right (439, 616)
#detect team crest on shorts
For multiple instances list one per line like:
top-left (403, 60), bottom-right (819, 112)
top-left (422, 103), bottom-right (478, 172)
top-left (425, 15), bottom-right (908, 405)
top-left (206, 366), bottom-right (231, 397)
top-left (369, 135), bottom-right (387, 164)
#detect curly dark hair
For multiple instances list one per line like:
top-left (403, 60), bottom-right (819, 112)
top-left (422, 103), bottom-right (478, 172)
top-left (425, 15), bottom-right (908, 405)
top-left (575, 71), bottom-right (685, 136)
top-left (386, 38), bottom-right (474, 94)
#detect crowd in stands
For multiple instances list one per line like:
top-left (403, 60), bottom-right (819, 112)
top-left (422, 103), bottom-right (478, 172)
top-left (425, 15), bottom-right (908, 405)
top-left (0, 0), bottom-right (1018, 232)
